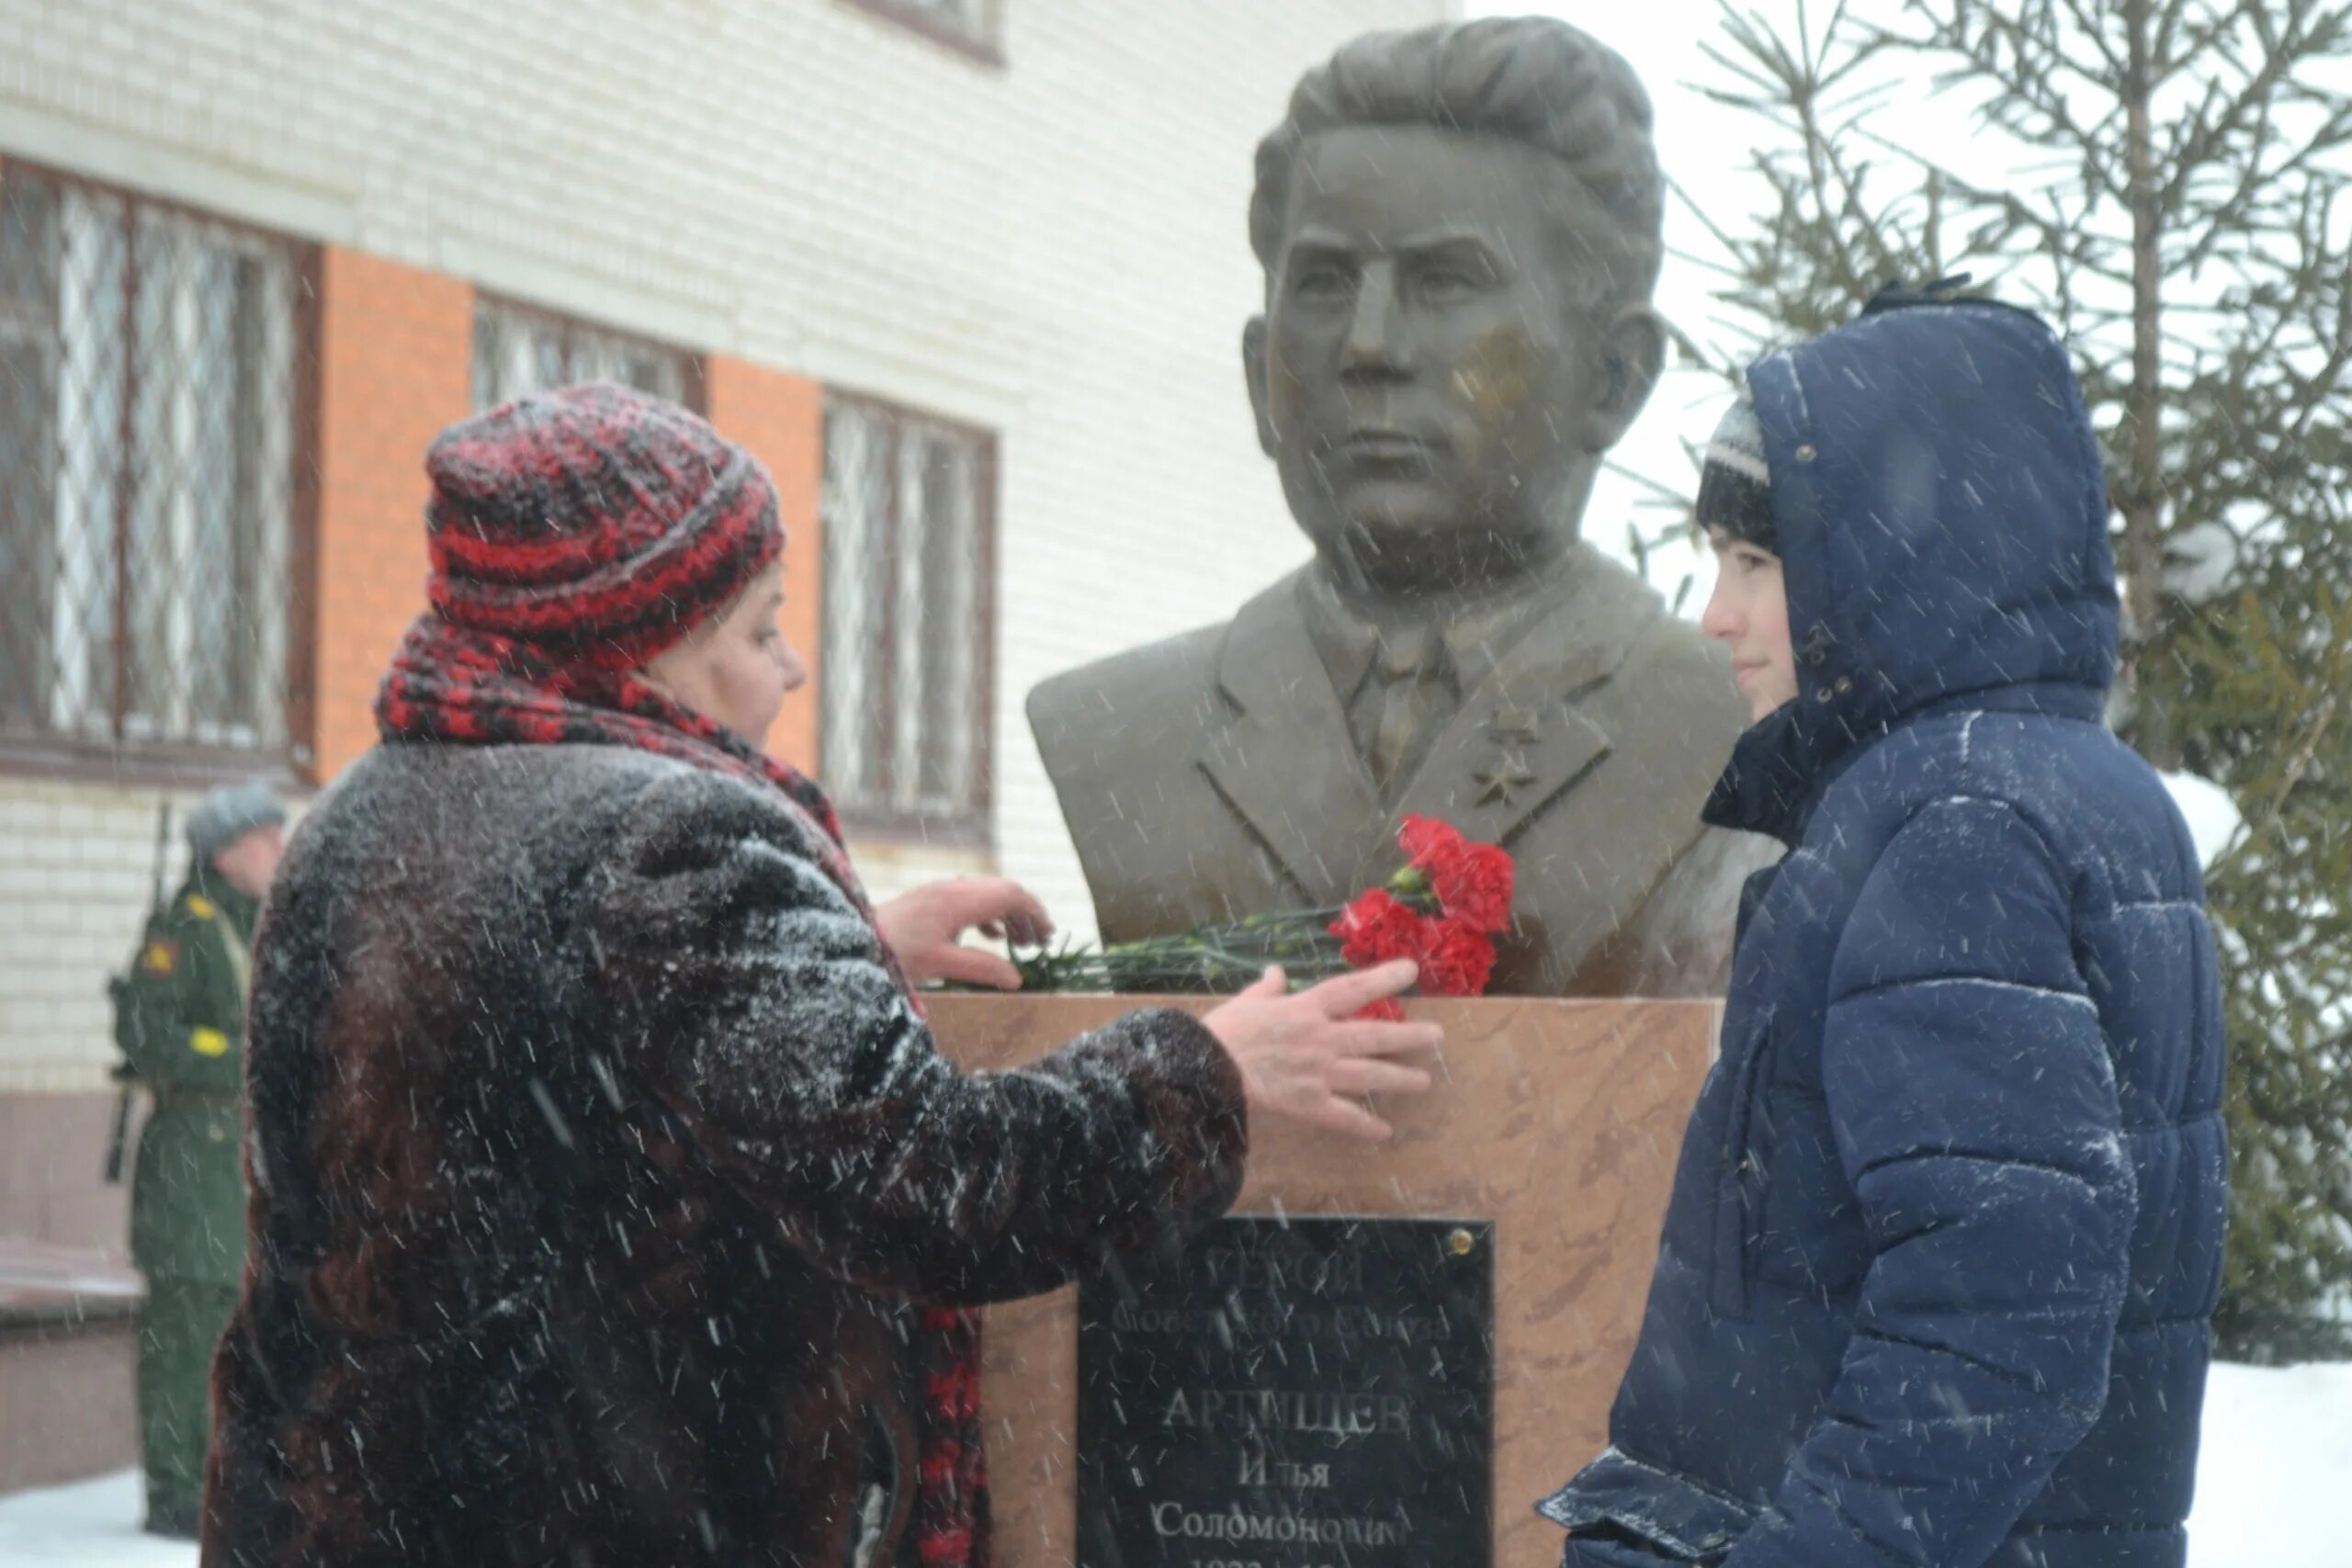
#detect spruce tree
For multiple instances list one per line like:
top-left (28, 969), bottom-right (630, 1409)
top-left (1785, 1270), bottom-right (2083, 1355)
top-left (1688, 0), bottom-right (2352, 1358)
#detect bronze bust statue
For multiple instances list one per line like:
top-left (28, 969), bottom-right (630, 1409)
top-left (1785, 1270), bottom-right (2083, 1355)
top-left (1027, 17), bottom-right (1770, 996)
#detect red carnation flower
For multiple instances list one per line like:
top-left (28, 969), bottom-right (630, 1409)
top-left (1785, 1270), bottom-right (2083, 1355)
top-left (1439, 843), bottom-right (1514, 932)
top-left (1330, 889), bottom-right (1441, 1020)
top-left (1329, 887), bottom-right (1429, 969)
top-left (1398, 814), bottom-right (1516, 932)
top-left (1414, 920), bottom-right (1498, 998)
top-left (1396, 813), bottom-right (1463, 872)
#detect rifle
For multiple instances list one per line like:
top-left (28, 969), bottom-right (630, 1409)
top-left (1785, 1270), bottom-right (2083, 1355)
top-left (151, 794), bottom-right (173, 910)
top-left (103, 796), bottom-right (174, 1184)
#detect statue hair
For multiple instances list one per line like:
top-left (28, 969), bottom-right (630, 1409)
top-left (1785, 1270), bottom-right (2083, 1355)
top-left (1250, 17), bottom-right (1664, 305)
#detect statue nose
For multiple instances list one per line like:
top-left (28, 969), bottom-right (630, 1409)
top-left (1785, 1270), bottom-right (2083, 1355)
top-left (1341, 265), bottom-right (1410, 377)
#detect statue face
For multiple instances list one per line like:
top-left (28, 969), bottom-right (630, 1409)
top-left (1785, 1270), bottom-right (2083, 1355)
top-left (1247, 125), bottom-right (1661, 592)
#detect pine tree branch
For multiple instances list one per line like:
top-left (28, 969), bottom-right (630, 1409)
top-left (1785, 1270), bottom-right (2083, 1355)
top-left (2177, 100), bottom-right (2352, 274)
top-left (1668, 171), bottom-right (1763, 273)
top-left (2244, 675), bottom-right (2345, 863)
top-left (1852, 127), bottom-right (2124, 282)
top-left (2054, 0), bottom-right (2131, 78)
top-left (2165, 304), bottom-right (2312, 499)
top-left (1821, 144), bottom-right (1908, 283)
top-left (1898, 0), bottom-right (2134, 201)
top-left (2158, 1), bottom-right (2352, 216)
top-left (1603, 457), bottom-right (1703, 515)
top-left (2281, 291), bottom-right (2352, 447)
top-left (2151, 0), bottom-right (2215, 85)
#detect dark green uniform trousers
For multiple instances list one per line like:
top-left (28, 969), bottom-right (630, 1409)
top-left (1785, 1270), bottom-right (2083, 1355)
top-left (138, 1275), bottom-right (239, 1538)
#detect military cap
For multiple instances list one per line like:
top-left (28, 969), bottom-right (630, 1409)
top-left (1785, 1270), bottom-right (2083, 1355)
top-left (185, 783), bottom-right (286, 863)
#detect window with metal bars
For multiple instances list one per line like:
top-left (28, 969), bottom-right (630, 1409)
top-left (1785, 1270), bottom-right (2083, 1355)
top-left (820, 396), bottom-right (995, 840)
top-left (0, 163), bottom-right (311, 773)
top-left (470, 295), bottom-right (702, 412)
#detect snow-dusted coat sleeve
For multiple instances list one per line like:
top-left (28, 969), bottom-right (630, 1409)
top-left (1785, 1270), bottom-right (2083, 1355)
top-left (1724, 795), bottom-right (2137, 1568)
top-left (588, 770), bottom-right (1249, 1305)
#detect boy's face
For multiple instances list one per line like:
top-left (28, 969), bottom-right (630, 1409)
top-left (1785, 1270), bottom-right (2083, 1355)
top-left (1700, 527), bottom-right (1799, 723)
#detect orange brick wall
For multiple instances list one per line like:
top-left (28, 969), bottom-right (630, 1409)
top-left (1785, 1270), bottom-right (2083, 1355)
top-left (299, 282), bottom-right (824, 782)
top-left (309, 249), bottom-right (473, 781)
top-left (703, 358), bottom-right (826, 775)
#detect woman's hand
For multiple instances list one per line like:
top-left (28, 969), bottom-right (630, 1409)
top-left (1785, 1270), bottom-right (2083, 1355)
top-left (873, 877), bottom-right (1054, 990)
top-left (1201, 961), bottom-right (1440, 1142)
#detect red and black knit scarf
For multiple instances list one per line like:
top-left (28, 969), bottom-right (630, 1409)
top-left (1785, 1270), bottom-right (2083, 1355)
top-left (377, 614), bottom-right (989, 1568)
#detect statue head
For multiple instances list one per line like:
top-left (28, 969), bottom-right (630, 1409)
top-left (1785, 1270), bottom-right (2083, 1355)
top-left (1245, 17), bottom-right (1666, 594)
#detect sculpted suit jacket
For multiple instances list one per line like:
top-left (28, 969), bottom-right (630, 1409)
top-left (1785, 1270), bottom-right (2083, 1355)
top-left (1028, 547), bottom-right (1774, 997)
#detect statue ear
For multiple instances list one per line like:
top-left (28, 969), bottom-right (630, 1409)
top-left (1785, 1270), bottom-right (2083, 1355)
top-left (1243, 316), bottom-right (1278, 457)
top-left (1582, 305), bottom-right (1666, 452)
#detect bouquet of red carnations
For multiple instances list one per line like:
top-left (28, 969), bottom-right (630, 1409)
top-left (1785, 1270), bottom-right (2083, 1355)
top-left (1010, 816), bottom-right (1513, 1017)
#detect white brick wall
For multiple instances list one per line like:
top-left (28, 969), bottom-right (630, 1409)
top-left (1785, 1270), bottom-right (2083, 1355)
top-left (0, 0), bottom-right (1457, 1085)
top-left (0, 777), bottom-right (229, 1091)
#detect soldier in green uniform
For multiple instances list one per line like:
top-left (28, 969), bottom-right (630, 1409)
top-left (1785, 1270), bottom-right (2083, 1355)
top-left (109, 783), bottom-right (285, 1539)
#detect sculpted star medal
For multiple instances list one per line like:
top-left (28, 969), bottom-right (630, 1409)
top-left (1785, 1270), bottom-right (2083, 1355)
top-left (1474, 753), bottom-right (1538, 806)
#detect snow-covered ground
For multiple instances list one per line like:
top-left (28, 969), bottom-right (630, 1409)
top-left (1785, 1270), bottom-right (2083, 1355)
top-left (2183, 1361), bottom-right (2352, 1565)
top-left (0, 1472), bottom-right (180, 1568)
top-left (3, 1362), bottom-right (2345, 1567)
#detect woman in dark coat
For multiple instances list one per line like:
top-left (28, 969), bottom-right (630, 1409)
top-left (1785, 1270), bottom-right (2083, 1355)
top-left (1537, 291), bottom-right (2227, 1568)
top-left (200, 383), bottom-right (1435, 1568)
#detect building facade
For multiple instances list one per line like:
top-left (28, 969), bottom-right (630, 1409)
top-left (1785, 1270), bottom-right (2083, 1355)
top-left (0, 0), bottom-right (1457, 1113)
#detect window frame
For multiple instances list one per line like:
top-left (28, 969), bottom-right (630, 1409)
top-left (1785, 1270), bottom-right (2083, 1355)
top-left (838, 0), bottom-right (1006, 67)
top-left (0, 156), bottom-right (321, 790)
top-left (469, 292), bottom-right (707, 415)
top-left (819, 391), bottom-right (999, 847)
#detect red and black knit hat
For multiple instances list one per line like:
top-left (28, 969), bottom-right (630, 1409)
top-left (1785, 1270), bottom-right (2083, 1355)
top-left (422, 382), bottom-right (782, 669)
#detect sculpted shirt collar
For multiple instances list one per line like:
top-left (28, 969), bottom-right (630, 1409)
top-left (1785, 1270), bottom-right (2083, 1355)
top-left (1295, 548), bottom-right (1599, 703)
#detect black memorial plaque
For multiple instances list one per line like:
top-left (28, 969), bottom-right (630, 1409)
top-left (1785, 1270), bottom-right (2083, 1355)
top-left (1076, 1216), bottom-right (1494, 1568)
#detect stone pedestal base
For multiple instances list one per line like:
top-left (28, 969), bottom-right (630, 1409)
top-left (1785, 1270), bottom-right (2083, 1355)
top-left (928, 995), bottom-right (1714, 1568)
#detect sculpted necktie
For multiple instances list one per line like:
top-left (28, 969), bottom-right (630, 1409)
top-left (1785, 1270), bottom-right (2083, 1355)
top-left (1366, 626), bottom-right (1450, 798)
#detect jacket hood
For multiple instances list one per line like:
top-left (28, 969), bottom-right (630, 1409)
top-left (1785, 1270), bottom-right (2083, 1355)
top-left (1706, 300), bottom-right (2119, 841)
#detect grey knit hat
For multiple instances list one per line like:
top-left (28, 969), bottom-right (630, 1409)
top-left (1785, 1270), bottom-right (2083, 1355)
top-left (1695, 388), bottom-right (1775, 554)
top-left (186, 783), bottom-right (285, 863)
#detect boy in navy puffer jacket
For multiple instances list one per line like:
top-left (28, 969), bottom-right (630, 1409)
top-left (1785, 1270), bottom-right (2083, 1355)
top-left (1537, 287), bottom-right (2228, 1568)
